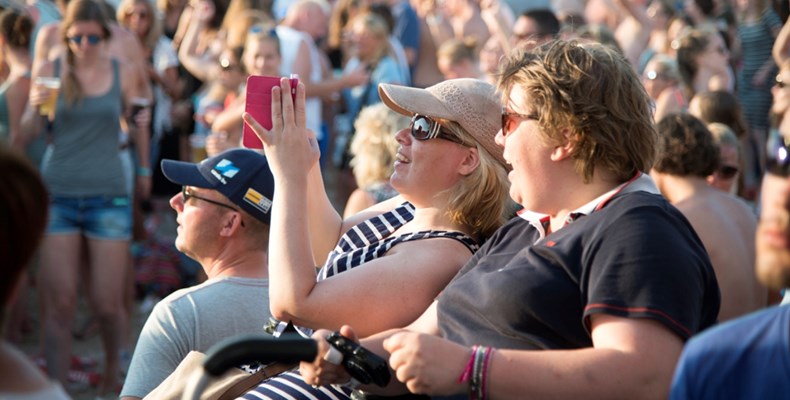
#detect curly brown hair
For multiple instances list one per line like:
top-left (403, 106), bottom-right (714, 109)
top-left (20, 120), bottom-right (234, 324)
top-left (653, 113), bottom-right (719, 177)
top-left (497, 40), bottom-right (657, 183)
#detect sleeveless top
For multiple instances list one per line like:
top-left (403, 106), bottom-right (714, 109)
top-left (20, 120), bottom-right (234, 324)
top-left (41, 58), bottom-right (127, 196)
top-left (242, 202), bottom-right (478, 400)
top-left (0, 76), bottom-right (15, 144)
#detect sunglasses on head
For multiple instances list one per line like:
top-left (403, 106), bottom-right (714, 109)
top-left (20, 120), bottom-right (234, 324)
top-left (716, 165), bottom-right (739, 180)
top-left (409, 115), bottom-right (464, 145)
top-left (68, 34), bottom-right (102, 45)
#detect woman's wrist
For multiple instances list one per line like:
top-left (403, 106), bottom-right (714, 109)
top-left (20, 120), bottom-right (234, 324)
top-left (136, 166), bottom-right (152, 177)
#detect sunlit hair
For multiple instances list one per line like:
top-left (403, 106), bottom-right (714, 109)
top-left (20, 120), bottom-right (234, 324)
top-left (349, 103), bottom-right (408, 189)
top-left (62, 0), bottom-right (112, 106)
top-left (690, 90), bottom-right (747, 139)
top-left (654, 113), bottom-right (718, 177)
top-left (498, 40), bottom-right (656, 183)
top-left (0, 147), bottom-right (49, 312)
top-left (0, 9), bottom-right (33, 49)
top-left (437, 37), bottom-right (478, 66)
top-left (437, 119), bottom-right (510, 241)
top-left (116, 0), bottom-right (162, 50)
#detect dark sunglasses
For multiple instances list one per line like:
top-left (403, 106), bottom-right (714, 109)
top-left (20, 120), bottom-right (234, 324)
top-left (67, 34), bottom-right (102, 45)
top-left (501, 108), bottom-right (539, 136)
top-left (410, 115), bottom-right (464, 145)
top-left (716, 165), bottom-right (739, 180)
top-left (767, 129), bottom-right (790, 177)
top-left (776, 75), bottom-right (787, 89)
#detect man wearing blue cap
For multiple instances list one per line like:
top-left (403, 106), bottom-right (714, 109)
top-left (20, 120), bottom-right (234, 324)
top-left (121, 149), bottom-right (275, 400)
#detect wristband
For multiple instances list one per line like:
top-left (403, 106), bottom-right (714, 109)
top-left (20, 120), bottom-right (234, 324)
top-left (136, 166), bottom-right (152, 177)
top-left (323, 345), bottom-right (343, 365)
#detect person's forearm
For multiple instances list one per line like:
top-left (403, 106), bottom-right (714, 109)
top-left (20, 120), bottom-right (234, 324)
top-left (268, 172), bottom-right (322, 322)
top-left (177, 20), bottom-right (209, 82)
top-left (20, 105), bottom-right (45, 140)
top-left (485, 347), bottom-right (675, 400)
top-left (306, 165), bottom-right (344, 263)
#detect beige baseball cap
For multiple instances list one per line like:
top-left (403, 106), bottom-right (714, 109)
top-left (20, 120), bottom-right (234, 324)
top-left (378, 78), bottom-right (507, 169)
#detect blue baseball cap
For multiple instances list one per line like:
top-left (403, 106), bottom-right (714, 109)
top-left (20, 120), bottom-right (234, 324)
top-left (161, 149), bottom-right (275, 224)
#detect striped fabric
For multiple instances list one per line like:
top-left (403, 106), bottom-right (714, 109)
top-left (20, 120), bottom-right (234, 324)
top-left (240, 202), bottom-right (478, 400)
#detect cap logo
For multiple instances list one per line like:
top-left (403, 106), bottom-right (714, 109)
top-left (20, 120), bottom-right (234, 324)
top-left (211, 159), bottom-right (240, 184)
top-left (243, 188), bottom-right (272, 215)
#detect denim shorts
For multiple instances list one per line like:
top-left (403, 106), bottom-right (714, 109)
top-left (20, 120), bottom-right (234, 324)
top-left (47, 195), bottom-right (132, 240)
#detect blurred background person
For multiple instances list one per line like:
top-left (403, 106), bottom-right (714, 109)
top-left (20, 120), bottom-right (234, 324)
top-left (642, 53), bottom-right (687, 122)
top-left (0, 9), bottom-right (33, 156)
top-left (209, 23), bottom-right (281, 154)
top-left (436, 36), bottom-right (482, 80)
top-left (19, 0), bottom-right (152, 395)
top-left (511, 8), bottom-right (559, 51)
top-left (478, 34), bottom-right (504, 85)
top-left (117, 0), bottom-right (182, 171)
top-left (675, 27), bottom-right (734, 97)
top-left (651, 113), bottom-right (765, 322)
top-left (706, 122), bottom-right (742, 196)
top-left (688, 90), bottom-right (754, 199)
top-left (0, 146), bottom-right (70, 400)
top-left (342, 102), bottom-right (408, 217)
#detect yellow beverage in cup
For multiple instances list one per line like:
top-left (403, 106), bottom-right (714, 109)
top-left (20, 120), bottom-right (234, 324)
top-left (189, 134), bottom-right (208, 162)
top-left (35, 77), bottom-right (61, 116)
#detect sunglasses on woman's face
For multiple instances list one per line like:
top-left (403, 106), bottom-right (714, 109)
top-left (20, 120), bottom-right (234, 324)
top-left (767, 129), bottom-right (790, 177)
top-left (410, 115), bottom-right (464, 145)
top-left (67, 34), bottom-right (103, 45)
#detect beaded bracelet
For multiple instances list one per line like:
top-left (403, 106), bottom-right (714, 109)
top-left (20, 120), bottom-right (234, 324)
top-left (457, 345), bottom-right (495, 400)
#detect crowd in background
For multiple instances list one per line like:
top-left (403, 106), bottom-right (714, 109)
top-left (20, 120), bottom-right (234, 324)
top-left (2, 0), bottom-right (790, 397)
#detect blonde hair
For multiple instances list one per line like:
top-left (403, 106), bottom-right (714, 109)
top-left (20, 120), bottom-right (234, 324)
top-left (439, 119), bottom-right (510, 241)
top-left (349, 103), bottom-right (408, 188)
top-left (116, 0), bottom-right (162, 50)
top-left (437, 37), bottom-right (477, 65)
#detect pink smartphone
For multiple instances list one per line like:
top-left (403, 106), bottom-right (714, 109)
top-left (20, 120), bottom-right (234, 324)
top-left (242, 74), bottom-right (298, 149)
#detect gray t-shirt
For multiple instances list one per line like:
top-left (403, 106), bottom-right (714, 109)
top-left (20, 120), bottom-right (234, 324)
top-left (120, 276), bottom-right (270, 398)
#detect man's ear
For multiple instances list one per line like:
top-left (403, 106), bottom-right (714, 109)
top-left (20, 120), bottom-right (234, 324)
top-left (219, 212), bottom-right (243, 237)
top-left (458, 147), bottom-right (480, 176)
top-left (551, 128), bottom-right (575, 162)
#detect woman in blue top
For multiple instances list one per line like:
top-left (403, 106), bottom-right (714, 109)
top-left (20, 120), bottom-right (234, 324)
top-left (19, 0), bottom-right (151, 396)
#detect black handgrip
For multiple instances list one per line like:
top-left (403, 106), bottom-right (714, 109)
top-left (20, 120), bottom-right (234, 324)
top-left (201, 333), bottom-right (318, 377)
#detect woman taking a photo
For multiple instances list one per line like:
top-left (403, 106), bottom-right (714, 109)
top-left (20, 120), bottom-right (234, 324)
top-left (241, 77), bottom-right (510, 398)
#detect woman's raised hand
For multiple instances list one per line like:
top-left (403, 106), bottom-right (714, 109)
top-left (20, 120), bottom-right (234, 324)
top-left (243, 78), bottom-right (319, 181)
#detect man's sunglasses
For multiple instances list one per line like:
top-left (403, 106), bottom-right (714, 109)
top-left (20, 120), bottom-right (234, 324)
top-left (410, 115), bottom-right (464, 145)
top-left (67, 34), bottom-right (103, 45)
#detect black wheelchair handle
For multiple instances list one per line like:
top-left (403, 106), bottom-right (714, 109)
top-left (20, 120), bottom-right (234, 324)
top-left (201, 333), bottom-right (318, 377)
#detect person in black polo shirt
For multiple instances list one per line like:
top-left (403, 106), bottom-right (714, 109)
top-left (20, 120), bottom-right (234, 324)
top-left (301, 39), bottom-right (721, 400)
